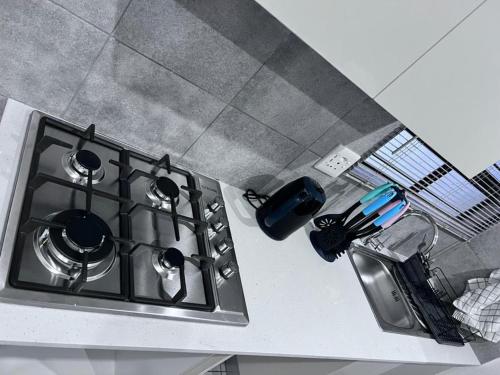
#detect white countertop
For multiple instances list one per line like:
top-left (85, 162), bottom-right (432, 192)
top-left (0, 99), bottom-right (479, 365)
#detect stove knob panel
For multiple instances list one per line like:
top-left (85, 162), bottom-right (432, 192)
top-left (219, 260), bottom-right (238, 280)
top-left (215, 238), bottom-right (234, 256)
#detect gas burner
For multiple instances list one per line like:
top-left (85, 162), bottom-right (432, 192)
top-left (152, 247), bottom-right (187, 301)
top-left (146, 176), bottom-right (180, 210)
top-left (152, 247), bottom-right (184, 281)
top-left (33, 209), bottom-right (116, 281)
top-left (62, 149), bottom-right (105, 185)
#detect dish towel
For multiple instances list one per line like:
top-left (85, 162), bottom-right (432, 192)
top-left (452, 269), bottom-right (500, 342)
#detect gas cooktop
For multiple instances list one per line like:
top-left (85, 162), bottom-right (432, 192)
top-left (0, 111), bottom-right (248, 325)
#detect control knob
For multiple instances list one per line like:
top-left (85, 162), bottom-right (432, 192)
top-left (215, 238), bottom-right (234, 256)
top-left (204, 196), bottom-right (224, 219)
top-left (208, 219), bottom-right (227, 239)
top-left (219, 261), bottom-right (238, 279)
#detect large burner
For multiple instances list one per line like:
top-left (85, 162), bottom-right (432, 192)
top-left (34, 209), bottom-right (116, 281)
top-left (146, 176), bottom-right (180, 211)
top-left (62, 149), bottom-right (105, 185)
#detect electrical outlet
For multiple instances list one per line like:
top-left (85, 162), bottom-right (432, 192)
top-left (313, 145), bottom-right (360, 178)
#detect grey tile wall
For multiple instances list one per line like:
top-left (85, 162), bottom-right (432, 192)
top-left (64, 39), bottom-right (225, 160)
top-left (114, 0), bottom-right (288, 102)
top-left (181, 106), bottom-right (304, 188)
top-left (232, 34), bottom-right (368, 147)
top-left (0, 0), bottom-right (398, 190)
top-left (469, 223), bottom-right (500, 268)
top-left (51, 0), bottom-right (131, 32)
top-left (0, 0), bottom-right (107, 114)
top-left (310, 99), bottom-right (398, 156)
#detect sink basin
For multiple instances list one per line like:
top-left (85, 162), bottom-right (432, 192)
top-left (349, 245), bottom-right (429, 337)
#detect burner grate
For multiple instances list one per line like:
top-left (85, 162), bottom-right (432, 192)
top-left (8, 117), bottom-right (216, 311)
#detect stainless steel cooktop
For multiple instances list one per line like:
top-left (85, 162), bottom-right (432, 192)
top-left (0, 111), bottom-right (248, 325)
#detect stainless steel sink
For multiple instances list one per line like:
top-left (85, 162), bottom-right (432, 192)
top-left (349, 244), bottom-right (430, 338)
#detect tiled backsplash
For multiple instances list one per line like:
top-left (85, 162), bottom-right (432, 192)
top-left (0, 0), bottom-right (477, 262)
top-left (0, 0), bottom-right (397, 192)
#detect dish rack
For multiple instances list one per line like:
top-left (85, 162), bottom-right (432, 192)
top-left (395, 253), bottom-right (471, 345)
top-left (426, 264), bottom-right (484, 343)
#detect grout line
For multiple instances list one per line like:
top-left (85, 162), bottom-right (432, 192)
top-left (47, 0), bottom-right (111, 34)
top-left (115, 38), bottom-right (227, 102)
top-left (48, 0), bottom-right (134, 35)
top-left (225, 31), bottom-right (290, 106)
top-left (60, 0), bottom-right (135, 117)
top-left (303, 97), bottom-right (367, 152)
top-left (229, 103), bottom-right (304, 148)
top-left (49, 0), bottom-right (308, 153)
top-left (178, 106), bottom-right (227, 159)
top-left (110, 0), bottom-right (135, 34)
top-left (373, 0), bottom-right (489, 99)
top-left (179, 36), bottom-right (300, 162)
top-left (61, 35), bottom-right (111, 116)
top-left (277, 148), bottom-right (308, 172)
top-left (178, 63), bottom-right (270, 160)
top-left (47, 0), bottom-right (326, 172)
top-left (115, 29), bottom-right (289, 107)
top-left (49, 0), bottom-right (275, 109)
top-left (228, 63), bottom-right (265, 107)
top-left (310, 150), bottom-right (322, 158)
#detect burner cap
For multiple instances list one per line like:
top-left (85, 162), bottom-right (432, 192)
top-left (65, 215), bottom-right (105, 249)
top-left (155, 177), bottom-right (180, 199)
top-left (49, 209), bottom-right (114, 263)
top-left (75, 150), bottom-right (101, 171)
top-left (162, 248), bottom-right (185, 268)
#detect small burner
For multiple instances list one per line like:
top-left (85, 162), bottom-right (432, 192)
top-left (62, 150), bottom-right (105, 185)
top-left (33, 209), bottom-right (116, 281)
top-left (146, 177), bottom-right (180, 210)
top-left (152, 247), bottom-right (184, 280)
top-left (75, 150), bottom-right (101, 171)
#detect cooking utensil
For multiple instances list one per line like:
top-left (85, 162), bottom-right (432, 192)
top-left (314, 182), bottom-right (394, 229)
top-left (351, 200), bottom-right (408, 238)
top-left (343, 187), bottom-right (405, 232)
top-left (310, 197), bottom-right (408, 262)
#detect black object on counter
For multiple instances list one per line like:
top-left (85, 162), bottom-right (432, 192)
top-left (255, 177), bottom-right (326, 241)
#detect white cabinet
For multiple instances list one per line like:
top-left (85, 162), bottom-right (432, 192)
top-left (236, 356), bottom-right (454, 375)
top-left (237, 356), bottom-right (352, 375)
top-left (254, 0), bottom-right (482, 97)
top-left (0, 346), bottom-right (228, 375)
top-left (375, 0), bottom-right (500, 178)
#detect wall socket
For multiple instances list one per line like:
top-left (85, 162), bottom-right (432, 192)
top-left (313, 145), bottom-right (361, 178)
